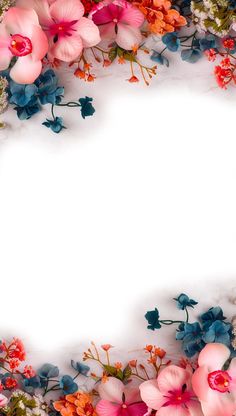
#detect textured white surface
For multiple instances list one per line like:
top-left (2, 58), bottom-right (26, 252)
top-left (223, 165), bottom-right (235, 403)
top-left (0, 54), bottom-right (236, 358)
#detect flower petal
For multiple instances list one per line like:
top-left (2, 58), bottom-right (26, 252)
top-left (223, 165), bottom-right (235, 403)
top-left (197, 343), bottom-right (230, 372)
top-left (3, 7), bottom-right (39, 36)
top-left (127, 402), bottom-right (148, 416)
top-left (116, 23), bottom-right (142, 49)
top-left (0, 25), bottom-right (12, 70)
top-left (96, 400), bottom-right (120, 416)
top-left (99, 22), bottom-right (116, 41)
top-left (188, 400), bottom-right (204, 416)
top-left (158, 405), bottom-right (189, 416)
top-left (120, 4), bottom-right (144, 27)
top-left (157, 366), bottom-right (190, 394)
top-left (140, 379), bottom-right (166, 410)
top-left (31, 24), bottom-right (48, 60)
top-left (10, 55), bottom-right (42, 83)
top-left (49, 33), bottom-right (83, 62)
top-left (50, 0), bottom-right (84, 22)
top-left (74, 17), bottom-right (100, 47)
top-left (98, 377), bottom-right (124, 403)
top-left (15, 0), bottom-right (53, 26)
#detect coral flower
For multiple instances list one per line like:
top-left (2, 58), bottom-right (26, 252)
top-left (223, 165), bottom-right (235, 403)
top-left (16, 0), bottom-right (100, 62)
top-left (54, 391), bottom-right (97, 416)
top-left (96, 377), bottom-right (147, 416)
top-left (89, 0), bottom-right (144, 51)
top-left (140, 365), bottom-right (203, 416)
top-left (0, 7), bottom-right (48, 84)
top-left (192, 343), bottom-right (236, 416)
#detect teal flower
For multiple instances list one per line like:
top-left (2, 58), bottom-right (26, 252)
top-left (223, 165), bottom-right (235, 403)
top-left (43, 117), bottom-right (66, 133)
top-left (59, 375), bottom-right (78, 394)
top-left (38, 363), bottom-right (59, 379)
top-left (174, 294), bottom-right (198, 310)
top-left (145, 308), bottom-right (161, 330)
top-left (202, 320), bottom-right (232, 346)
top-left (79, 97), bottom-right (95, 119)
top-left (71, 361), bottom-right (90, 376)
top-left (162, 32), bottom-right (180, 52)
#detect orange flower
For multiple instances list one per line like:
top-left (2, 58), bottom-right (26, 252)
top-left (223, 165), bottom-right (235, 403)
top-left (132, 0), bottom-right (186, 35)
top-left (54, 392), bottom-right (97, 416)
top-left (101, 344), bottom-right (113, 351)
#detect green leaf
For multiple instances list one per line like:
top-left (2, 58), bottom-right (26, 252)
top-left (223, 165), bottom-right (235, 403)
top-left (123, 365), bottom-right (132, 381)
top-left (108, 48), bottom-right (118, 62)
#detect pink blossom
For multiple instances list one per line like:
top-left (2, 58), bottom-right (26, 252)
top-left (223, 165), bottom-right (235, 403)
top-left (0, 7), bottom-right (48, 84)
top-left (16, 0), bottom-right (101, 62)
top-left (96, 377), bottom-right (147, 416)
top-left (140, 365), bottom-right (203, 416)
top-left (192, 343), bottom-right (236, 416)
top-left (89, 0), bottom-right (144, 50)
top-left (0, 394), bottom-right (8, 407)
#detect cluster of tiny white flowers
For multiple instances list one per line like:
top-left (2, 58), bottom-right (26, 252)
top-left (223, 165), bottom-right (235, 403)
top-left (231, 316), bottom-right (236, 350)
top-left (191, 0), bottom-right (235, 36)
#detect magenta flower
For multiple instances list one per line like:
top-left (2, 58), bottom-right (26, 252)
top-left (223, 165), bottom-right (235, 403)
top-left (0, 7), bottom-right (48, 84)
top-left (140, 365), bottom-right (203, 416)
top-left (16, 0), bottom-right (101, 62)
top-left (96, 377), bottom-right (148, 416)
top-left (192, 343), bottom-right (236, 416)
top-left (89, 0), bottom-right (144, 50)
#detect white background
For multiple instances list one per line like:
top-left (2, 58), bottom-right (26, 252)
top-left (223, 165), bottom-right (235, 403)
top-left (1, 54), bottom-right (236, 360)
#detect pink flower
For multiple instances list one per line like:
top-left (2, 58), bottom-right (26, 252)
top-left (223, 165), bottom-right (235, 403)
top-left (140, 365), bottom-right (203, 416)
top-left (0, 7), bottom-right (48, 84)
top-left (16, 0), bottom-right (100, 62)
top-left (89, 0), bottom-right (144, 50)
top-left (96, 377), bottom-right (148, 416)
top-left (0, 394), bottom-right (8, 407)
top-left (192, 343), bottom-right (236, 416)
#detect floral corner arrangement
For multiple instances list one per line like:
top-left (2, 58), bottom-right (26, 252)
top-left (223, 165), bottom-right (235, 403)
top-left (0, 0), bottom-right (236, 133)
top-left (1, 294), bottom-right (236, 415)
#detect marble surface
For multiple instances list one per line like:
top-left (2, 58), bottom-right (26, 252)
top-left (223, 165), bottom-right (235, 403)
top-left (0, 46), bottom-right (236, 354)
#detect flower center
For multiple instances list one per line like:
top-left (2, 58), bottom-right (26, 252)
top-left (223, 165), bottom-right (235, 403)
top-left (122, 404), bottom-right (127, 408)
top-left (9, 34), bottom-right (32, 57)
top-left (208, 370), bottom-right (232, 393)
top-left (163, 386), bottom-right (193, 407)
top-left (49, 20), bottom-right (78, 41)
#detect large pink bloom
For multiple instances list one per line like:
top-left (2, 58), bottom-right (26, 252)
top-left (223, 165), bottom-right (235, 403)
top-left (192, 343), bottom-right (236, 416)
top-left (16, 0), bottom-right (101, 62)
top-left (89, 0), bottom-right (144, 50)
top-left (140, 365), bottom-right (203, 416)
top-left (96, 377), bottom-right (147, 416)
top-left (0, 7), bottom-right (48, 84)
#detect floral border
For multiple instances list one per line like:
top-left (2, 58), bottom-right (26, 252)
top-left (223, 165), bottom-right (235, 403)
top-left (0, 293), bottom-right (236, 416)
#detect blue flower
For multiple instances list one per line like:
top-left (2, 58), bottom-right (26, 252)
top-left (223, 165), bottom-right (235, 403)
top-left (145, 308), bottom-right (161, 330)
top-left (151, 51), bottom-right (169, 66)
top-left (23, 376), bottom-right (41, 393)
top-left (199, 34), bottom-right (217, 51)
top-left (36, 70), bottom-right (64, 105)
top-left (181, 49), bottom-right (202, 63)
top-left (174, 294), bottom-right (198, 310)
top-left (59, 375), bottom-right (78, 394)
top-left (162, 32), bottom-right (180, 52)
top-left (79, 97), bottom-right (95, 119)
top-left (38, 363), bottom-right (59, 379)
top-left (176, 322), bottom-right (203, 357)
top-left (228, 0), bottom-right (236, 9)
top-left (9, 83), bottom-right (38, 107)
top-left (200, 306), bottom-right (226, 330)
top-left (202, 320), bottom-right (232, 346)
top-left (14, 102), bottom-right (41, 120)
top-left (43, 117), bottom-right (66, 134)
top-left (71, 361), bottom-right (90, 376)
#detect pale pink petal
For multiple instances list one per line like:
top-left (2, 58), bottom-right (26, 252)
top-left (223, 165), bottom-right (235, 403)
top-left (200, 396), bottom-right (236, 416)
top-left (50, 0), bottom-right (84, 22)
top-left (124, 386), bottom-right (142, 405)
top-left (99, 22), bottom-right (116, 41)
top-left (10, 55), bottom-right (42, 83)
top-left (31, 25), bottom-right (48, 60)
top-left (140, 380), bottom-right (166, 410)
top-left (120, 4), bottom-right (144, 27)
top-left (0, 25), bottom-right (12, 70)
top-left (188, 400), bottom-right (204, 416)
top-left (98, 377), bottom-right (124, 403)
top-left (15, 0), bottom-right (53, 26)
top-left (157, 366), bottom-right (190, 394)
top-left (74, 17), bottom-right (100, 47)
top-left (96, 400), bottom-right (120, 416)
top-left (192, 366), bottom-right (211, 402)
top-left (3, 7), bottom-right (39, 36)
top-left (158, 405), bottom-right (189, 416)
top-left (197, 343), bottom-right (230, 372)
top-left (116, 23), bottom-right (142, 49)
top-left (50, 33), bottom-right (83, 61)
top-left (127, 402), bottom-right (148, 416)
